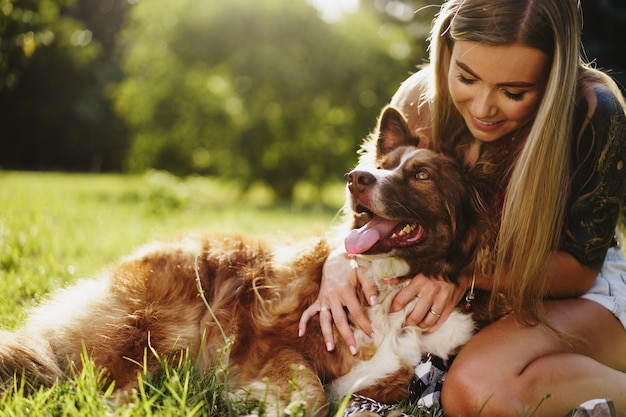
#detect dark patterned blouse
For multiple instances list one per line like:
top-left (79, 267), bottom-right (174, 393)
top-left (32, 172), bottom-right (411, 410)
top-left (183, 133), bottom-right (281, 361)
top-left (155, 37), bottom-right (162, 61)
top-left (561, 85), bottom-right (626, 271)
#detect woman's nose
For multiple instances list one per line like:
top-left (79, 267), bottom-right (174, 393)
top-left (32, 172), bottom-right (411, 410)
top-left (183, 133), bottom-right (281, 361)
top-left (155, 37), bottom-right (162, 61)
top-left (471, 88), bottom-right (497, 118)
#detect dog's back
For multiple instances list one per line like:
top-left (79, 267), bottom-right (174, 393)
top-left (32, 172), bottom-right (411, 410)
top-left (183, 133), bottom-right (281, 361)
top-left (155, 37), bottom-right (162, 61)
top-left (0, 233), bottom-right (344, 413)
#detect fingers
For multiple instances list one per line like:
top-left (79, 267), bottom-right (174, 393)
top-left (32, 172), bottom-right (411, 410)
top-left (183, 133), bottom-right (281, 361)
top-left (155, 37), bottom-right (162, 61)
top-left (327, 301), bottom-right (358, 354)
top-left (318, 303), bottom-right (338, 352)
top-left (298, 303), bottom-right (319, 337)
top-left (357, 265), bottom-right (379, 307)
top-left (298, 249), bottom-right (367, 355)
top-left (298, 299), bottom-right (359, 354)
top-left (397, 273), bottom-right (465, 330)
top-left (298, 302), bottom-right (339, 350)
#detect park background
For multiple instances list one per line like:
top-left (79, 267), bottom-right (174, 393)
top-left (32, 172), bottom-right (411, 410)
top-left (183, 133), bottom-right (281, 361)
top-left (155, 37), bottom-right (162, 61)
top-left (1, 0), bottom-right (625, 202)
top-left (0, 1), bottom-right (625, 415)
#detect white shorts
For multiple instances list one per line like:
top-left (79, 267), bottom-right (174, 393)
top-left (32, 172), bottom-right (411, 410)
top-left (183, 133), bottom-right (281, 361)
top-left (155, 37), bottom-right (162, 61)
top-left (581, 233), bottom-right (626, 330)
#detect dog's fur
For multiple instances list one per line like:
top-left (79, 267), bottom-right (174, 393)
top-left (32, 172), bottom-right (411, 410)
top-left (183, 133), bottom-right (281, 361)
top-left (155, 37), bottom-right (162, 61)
top-left (0, 107), bottom-right (497, 416)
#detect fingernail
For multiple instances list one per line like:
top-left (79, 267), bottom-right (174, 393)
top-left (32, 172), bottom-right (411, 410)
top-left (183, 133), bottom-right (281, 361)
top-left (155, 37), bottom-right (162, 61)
top-left (326, 342), bottom-right (334, 351)
top-left (369, 295), bottom-right (377, 306)
top-left (349, 345), bottom-right (357, 355)
top-left (298, 329), bottom-right (303, 337)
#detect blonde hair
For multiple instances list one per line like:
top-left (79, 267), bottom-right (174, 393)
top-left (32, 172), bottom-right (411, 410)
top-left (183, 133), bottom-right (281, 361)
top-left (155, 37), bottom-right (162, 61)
top-left (427, 0), bottom-right (623, 320)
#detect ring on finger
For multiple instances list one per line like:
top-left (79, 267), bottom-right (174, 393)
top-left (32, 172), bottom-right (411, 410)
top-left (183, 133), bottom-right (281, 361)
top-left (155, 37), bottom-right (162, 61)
top-left (320, 306), bottom-right (329, 313)
top-left (429, 309), bottom-right (442, 318)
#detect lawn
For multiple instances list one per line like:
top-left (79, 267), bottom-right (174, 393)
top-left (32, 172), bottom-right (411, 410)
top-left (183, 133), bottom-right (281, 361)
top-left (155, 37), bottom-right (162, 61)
top-left (0, 171), bottom-right (336, 415)
top-left (0, 171), bottom-right (439, 417)
top-left (0, 171), bottom-right (344, 323)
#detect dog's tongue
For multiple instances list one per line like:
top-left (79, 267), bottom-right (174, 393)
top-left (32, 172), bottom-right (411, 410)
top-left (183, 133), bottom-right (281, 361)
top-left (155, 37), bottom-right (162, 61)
top-left (345, 217), bottom-right (398, 254)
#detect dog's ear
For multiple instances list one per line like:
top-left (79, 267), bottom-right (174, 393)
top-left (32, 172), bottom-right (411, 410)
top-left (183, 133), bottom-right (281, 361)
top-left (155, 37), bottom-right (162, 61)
top-left (443, 171), bottom-right (496, 281)
top-left (376, 106), bottom-right (417, 159)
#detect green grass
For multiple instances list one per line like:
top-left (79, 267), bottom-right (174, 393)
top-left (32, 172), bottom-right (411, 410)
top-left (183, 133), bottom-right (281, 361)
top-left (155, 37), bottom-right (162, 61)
top-left (0, 171), bottom-right (343, 324)
top-left (0, 171), bottom-right (442, 417)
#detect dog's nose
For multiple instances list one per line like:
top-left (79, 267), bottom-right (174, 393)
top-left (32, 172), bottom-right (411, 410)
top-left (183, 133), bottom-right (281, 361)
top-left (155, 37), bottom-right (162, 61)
top-left (347, 170), bottom-right (376, 194)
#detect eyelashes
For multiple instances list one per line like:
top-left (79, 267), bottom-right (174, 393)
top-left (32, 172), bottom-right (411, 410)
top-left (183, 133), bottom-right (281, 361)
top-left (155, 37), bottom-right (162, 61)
top-left (457, 74), bottom-right (474, 85)
top-left (503, 90), bottom-right (525, 102)
top-left (456, 74), bottom-right (527, 102)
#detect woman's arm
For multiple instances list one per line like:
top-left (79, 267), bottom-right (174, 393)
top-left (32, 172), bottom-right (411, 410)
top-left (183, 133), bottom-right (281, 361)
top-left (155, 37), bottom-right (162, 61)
top-left (469, 250), bottom-right (597, 298)
top-left (561, 81), bottom-right (626, 270)
top-left (544, 251), bottom-right (598, 297)
top-left (472, 250), bottom-right (597, 297)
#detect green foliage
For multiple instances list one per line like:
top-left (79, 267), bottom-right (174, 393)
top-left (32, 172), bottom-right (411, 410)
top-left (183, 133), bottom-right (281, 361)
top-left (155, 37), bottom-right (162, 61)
top-left (0, 0), bottom-right (105, 90)
top-left (111, 0), bottom-right (415, 199)
top-left (0, 0), bottom-right (130, 172)
top-left (0, 0), bottom-right (70, 90)
top-left (0, 0), bottom-right (438, 198)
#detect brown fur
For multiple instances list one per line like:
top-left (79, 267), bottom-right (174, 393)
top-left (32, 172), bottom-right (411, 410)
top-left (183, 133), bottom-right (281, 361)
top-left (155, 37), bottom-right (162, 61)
top-left (0, 106), bottom-right (504, 416)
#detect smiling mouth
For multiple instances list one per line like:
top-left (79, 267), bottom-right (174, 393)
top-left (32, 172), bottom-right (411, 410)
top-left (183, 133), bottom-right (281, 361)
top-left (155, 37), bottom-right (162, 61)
top-left (345, 214), bottom-right (427, 255)
top-left (470, 115), bottom-right (504, 129)
top-left (475, 118), bottom-right (498, 126)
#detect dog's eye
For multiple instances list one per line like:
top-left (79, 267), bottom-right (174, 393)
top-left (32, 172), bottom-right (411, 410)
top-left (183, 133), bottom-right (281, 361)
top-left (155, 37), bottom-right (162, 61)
top-left (415, 169), bottom-right (431, 180)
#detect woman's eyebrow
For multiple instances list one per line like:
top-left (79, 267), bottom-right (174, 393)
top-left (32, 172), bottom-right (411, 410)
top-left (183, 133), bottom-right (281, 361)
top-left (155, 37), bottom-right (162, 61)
top-left (455, 60), bottom-right (537, 88)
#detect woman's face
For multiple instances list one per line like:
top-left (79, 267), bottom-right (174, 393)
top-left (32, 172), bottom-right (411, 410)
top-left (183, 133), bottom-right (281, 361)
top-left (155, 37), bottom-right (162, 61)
top-left (448, 41), bottom-right (550, 143)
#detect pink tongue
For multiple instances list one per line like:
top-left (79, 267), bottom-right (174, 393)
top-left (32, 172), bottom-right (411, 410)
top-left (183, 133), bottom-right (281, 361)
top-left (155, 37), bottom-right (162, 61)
top-left (345, 217), bottom-right (399, 254)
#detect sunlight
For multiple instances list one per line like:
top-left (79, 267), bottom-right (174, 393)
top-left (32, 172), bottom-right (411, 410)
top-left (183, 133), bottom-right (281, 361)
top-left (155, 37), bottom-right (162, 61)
top-left (308, 0), bottom-right (359, 22)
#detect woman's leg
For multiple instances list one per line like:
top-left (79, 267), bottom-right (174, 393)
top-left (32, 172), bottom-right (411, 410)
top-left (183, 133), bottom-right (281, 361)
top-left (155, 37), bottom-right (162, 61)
top-left (441, 298), bottom-right (626, 417)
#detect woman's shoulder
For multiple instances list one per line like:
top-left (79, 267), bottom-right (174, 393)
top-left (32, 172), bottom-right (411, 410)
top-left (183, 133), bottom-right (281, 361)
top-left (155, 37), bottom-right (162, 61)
top-left (576, 75), bottom-right (626, 125)
top-left (390, 67), bottom-right (432, 107)
top-left (389, 67), bottom-right (434, 145)
top-left (571, 75), bottom-right (626, 161)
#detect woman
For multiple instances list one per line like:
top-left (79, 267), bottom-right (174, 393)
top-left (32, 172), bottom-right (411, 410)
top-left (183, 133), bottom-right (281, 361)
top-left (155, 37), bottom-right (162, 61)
top-left (298, 0), bottom-right (626, 415)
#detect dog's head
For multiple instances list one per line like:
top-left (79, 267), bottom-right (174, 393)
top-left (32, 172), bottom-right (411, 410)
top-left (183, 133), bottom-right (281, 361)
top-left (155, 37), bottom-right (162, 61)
top-left (344, 106), bottom-right (488, 281)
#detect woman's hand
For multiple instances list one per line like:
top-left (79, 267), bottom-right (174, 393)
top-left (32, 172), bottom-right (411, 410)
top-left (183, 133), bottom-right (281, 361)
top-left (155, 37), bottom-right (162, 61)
top-left (391, 273), bottom-right (470, 331)
top-left (298, 248), bottom-right (376, 355)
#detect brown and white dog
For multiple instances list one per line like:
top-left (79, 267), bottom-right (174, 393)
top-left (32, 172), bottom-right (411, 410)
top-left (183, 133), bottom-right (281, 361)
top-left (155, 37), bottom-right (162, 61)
top-left (0, 107), bottom-right (494, 416)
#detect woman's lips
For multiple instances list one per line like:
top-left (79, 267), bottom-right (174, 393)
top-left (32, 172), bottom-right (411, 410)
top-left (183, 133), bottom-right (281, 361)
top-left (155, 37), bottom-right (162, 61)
top-left (470, 115), bottom-right (504, 131)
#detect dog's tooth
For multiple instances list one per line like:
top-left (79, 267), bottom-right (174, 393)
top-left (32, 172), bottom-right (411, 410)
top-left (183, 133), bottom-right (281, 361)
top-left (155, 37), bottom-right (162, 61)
top-left (392, 224), bottom-right (416, 239)
top-left (399, 224), bottom-right (413, 236)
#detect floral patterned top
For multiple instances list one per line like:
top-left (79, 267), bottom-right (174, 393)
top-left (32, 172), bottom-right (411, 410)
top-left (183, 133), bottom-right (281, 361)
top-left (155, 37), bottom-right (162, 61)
top-left (561, 84), bottom-right (626, 270)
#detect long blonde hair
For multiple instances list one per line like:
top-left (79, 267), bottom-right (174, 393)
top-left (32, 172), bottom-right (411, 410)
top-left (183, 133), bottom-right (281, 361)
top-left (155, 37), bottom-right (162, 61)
top-left (427, 0), bottom-right (615, 320)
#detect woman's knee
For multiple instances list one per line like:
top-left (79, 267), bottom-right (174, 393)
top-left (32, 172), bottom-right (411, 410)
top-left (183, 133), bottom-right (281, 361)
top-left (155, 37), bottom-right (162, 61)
top-left (441, 358), bottom-right (480, 416)
top-left (442, 355), bottom-right (515, 416)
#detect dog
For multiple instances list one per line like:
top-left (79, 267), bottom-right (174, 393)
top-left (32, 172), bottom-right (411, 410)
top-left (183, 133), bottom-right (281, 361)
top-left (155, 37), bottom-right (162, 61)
top-left (0, 106), bottom-right (494, 416)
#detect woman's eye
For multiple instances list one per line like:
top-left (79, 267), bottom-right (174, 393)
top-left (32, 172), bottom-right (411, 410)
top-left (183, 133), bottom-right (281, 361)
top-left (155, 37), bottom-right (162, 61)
top-left (504, 90), bottom-right (526, 102)
top-left (457, 74), bottom-right (475, 85)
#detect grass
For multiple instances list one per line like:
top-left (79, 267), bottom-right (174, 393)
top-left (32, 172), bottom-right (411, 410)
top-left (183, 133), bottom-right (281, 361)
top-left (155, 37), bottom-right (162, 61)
top-left (0, 171), bottom-right (343, 325)
top-left (0, 171), bottom-right (441, 417)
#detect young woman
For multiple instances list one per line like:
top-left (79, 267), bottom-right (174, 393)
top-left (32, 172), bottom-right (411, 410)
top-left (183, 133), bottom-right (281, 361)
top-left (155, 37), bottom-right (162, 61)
top-left (298, 0), bottom-right (626, 415)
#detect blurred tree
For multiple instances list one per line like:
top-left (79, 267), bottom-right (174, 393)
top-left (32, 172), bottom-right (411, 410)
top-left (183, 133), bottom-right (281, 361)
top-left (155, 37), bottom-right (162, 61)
top-left (0, 0), bottom-right (130, 172)
top-left (111, 0), bottom-right (418, 199)
top-left (364, 0), bottom-right (442, 63)
top-left (0, 0), bottom-right (67, 91)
